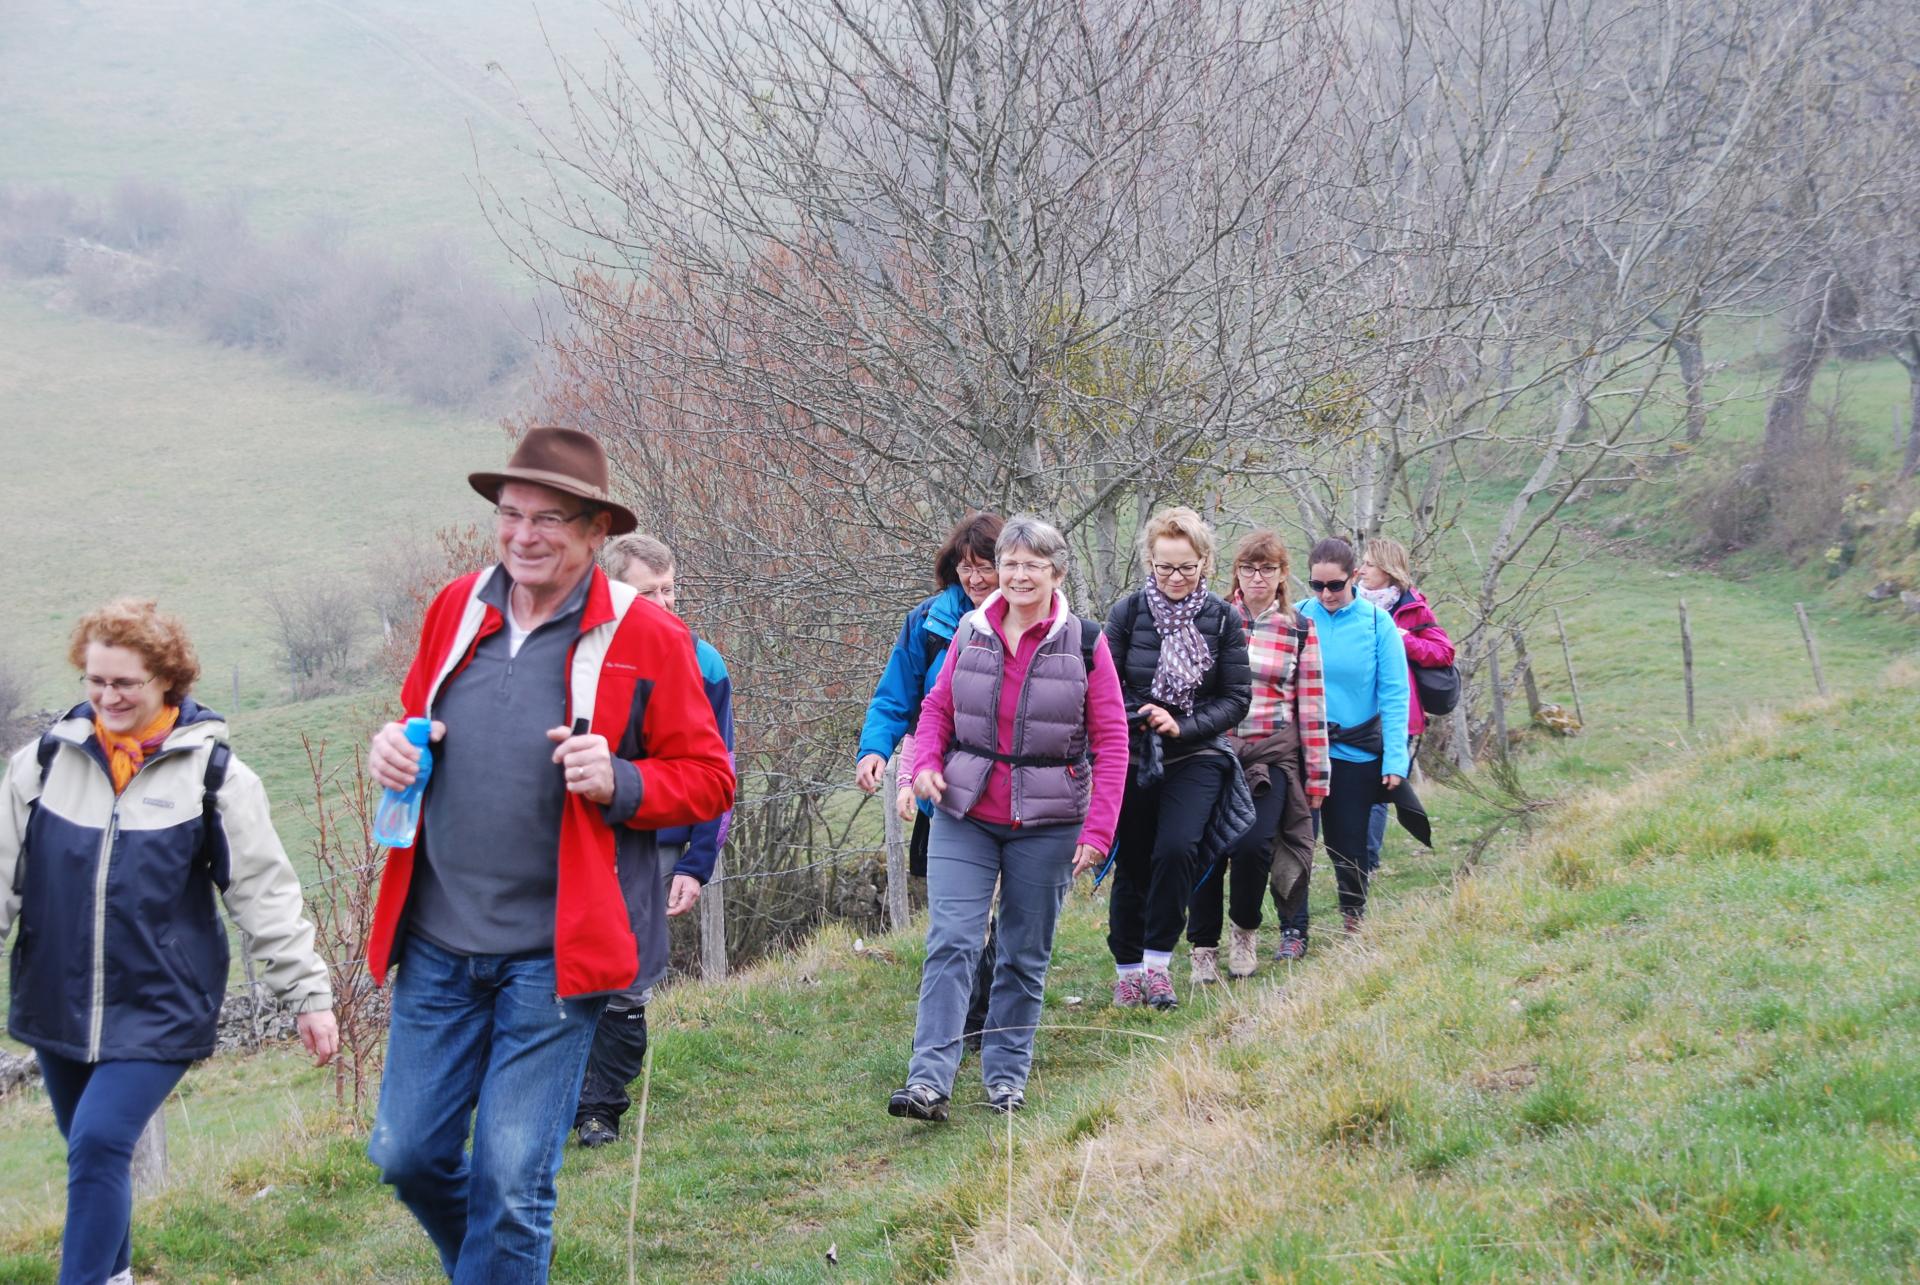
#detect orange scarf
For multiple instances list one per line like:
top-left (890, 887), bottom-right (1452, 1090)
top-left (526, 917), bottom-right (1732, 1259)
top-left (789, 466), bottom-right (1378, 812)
top-left (94, 705), bottom-right (181, 794)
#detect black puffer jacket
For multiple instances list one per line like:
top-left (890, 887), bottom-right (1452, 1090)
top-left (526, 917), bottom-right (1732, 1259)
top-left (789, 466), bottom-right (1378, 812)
top-left (1104, 589), bottom-right (1252, 757)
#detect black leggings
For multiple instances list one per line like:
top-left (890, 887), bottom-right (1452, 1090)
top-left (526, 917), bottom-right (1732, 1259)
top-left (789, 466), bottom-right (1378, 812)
top-left (1319, 755), bottom-right (1380, 919)
top-left (1107, 754), bottom-right (1230, 962)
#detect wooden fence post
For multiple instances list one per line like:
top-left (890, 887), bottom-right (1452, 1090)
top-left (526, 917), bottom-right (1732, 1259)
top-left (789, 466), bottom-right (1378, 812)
top-left (1488, 640), bottom-right (1509, 759)
top-left (883, 754), bottom-right (911, 933)
top-left (1509, 624), bottom-right (1544, 722)
top-left (1679, 599), bottom-right (1696, 728)
top-left (1794, 603), bottom-right (1829, 698)
top-left (699, 856), bottom-right (728, 981)
top-left (1553, 608), bottom-right (1585, 727)
top-left (132, 1111), bottom-right (168, 1195)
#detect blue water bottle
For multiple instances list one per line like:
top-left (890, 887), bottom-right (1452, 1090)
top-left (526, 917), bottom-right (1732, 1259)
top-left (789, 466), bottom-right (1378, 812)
top-left (372, 717), bottom-right (434, 848)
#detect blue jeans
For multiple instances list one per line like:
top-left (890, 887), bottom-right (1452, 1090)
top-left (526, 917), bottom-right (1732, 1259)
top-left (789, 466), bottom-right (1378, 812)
top-left (1365, 802), bottom-right (1389, 872)
top-left (35, 1050), bottom-right (189, 1285)
top-left (907, 814), bottom-right (1075, 1097)
top-left (368, 935), bottom-right (608, 1284)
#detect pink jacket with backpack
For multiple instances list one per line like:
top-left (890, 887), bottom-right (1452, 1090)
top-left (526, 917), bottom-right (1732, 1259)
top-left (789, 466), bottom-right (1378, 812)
top-left (1391, 588), bottom-right (1454, 735)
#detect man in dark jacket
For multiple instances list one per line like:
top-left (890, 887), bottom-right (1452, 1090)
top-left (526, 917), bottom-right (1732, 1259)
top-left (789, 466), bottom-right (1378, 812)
top-left (573, 533), bottom-right (736, 1148)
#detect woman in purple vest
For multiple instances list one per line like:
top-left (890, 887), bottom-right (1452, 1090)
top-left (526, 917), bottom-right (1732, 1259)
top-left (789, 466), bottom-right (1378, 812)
top-left (889, 515), bottom-right (1129, 1120)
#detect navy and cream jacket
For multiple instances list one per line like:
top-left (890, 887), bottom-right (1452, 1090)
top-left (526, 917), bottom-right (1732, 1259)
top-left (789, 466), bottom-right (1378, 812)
top-left (1, 700), bottom-right (333, 1063)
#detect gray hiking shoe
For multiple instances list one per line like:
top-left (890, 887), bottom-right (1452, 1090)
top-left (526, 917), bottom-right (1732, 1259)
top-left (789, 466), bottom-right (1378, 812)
top-left (1143, 967), bottom-right (1178, 1010)
top-left (1228, 925), bottom-right (1259, 978)
top-left (888, 1082), bottom-right (950, 1122)
top-left (1113, 973), bottom-right (1148, 1008)
top-left (1190, 945), bottom-right (1220, 985)
top-left (986, 1083), bottom-right (1026, 1113)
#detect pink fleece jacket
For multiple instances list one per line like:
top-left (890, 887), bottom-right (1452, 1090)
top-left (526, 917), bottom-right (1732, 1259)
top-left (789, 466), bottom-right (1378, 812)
top-left (912, 595), bottom-right (1129, 853)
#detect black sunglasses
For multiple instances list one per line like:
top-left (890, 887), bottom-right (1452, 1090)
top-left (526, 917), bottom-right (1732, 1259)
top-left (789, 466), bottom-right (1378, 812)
top-left (1308, 577), bottom-right (1350, 593)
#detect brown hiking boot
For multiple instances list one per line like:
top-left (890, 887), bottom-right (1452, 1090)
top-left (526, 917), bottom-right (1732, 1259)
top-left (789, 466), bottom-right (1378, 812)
top-left (1228, 926), bottom-right (1258, 979)
top-left (1190, 946), bottom-right (1220, 985)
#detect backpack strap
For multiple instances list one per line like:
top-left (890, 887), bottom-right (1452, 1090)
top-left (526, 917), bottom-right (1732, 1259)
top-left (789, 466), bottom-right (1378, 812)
top-left (1077, 615), bottom-right (1099, 673)
top-left (200, 740), bottom-right (233, 891)
top-left (35, 730), bottom-right (58, 787)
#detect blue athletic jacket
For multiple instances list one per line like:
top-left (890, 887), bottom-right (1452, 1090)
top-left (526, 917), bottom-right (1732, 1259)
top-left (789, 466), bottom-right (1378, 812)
top-left (654, 637), bottom-right (734, 882)
top-left (856, 584), bottom-right (971, 767)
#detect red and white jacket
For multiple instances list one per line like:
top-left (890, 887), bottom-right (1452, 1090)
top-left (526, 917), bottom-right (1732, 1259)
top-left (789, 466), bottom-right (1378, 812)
top-left (365, 565), bottom-right (736, 997)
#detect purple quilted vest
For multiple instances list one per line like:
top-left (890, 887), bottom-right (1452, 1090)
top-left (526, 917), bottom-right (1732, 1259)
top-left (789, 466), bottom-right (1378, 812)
top-left (937, 608), bottom-right (1091, 827)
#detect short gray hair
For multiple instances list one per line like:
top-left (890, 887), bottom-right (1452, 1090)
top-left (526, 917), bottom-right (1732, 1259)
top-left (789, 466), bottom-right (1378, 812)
top-left (996, 513), bottom-right (1070, 578)
top-left (604, 533), bottom-right (674, 580)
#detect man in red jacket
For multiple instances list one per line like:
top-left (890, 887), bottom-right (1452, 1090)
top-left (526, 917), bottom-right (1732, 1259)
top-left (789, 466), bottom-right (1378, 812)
top-left (361, 427), bottom-right (734, 1282)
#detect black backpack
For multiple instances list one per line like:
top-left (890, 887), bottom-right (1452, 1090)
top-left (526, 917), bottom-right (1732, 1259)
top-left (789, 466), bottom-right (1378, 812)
top-left (1406, 622), bottom-right (1460, 717)
top-left (28, 732), bottom-right (234, 891)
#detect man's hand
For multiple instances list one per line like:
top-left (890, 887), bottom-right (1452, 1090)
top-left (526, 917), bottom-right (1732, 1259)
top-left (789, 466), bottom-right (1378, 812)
top-left (855, 753), bottom-right (888, 794)
top-left (1138, 703), bottom-right (1179, 737)
top-left (1072, 844), bottom-right (1104, 877)
top-left (548, 726), bottom-right (615, 805)
top-left (666, 874), bottom-right (703, 917)
top-left (895, 785), bottom-right (917, 822)
top-left (913, 768), bottom-right (947, 805)
top-left (297, 1010), bottom-right (339, 1066)
top-left (368, 720), bottom-right (444, 792)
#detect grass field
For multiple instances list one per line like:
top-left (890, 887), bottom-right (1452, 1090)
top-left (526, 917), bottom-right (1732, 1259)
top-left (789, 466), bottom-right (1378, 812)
top-left (0, 0), bottom-right (615, 260)
top-left (959, 669), bottom-right (1920, 1280)
top-left (0, 285), bottom-right (495, 712)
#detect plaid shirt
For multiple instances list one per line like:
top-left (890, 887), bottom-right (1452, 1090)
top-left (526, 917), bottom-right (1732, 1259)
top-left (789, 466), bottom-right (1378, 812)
top-left (1235, 597), bottom-right (1331, 798)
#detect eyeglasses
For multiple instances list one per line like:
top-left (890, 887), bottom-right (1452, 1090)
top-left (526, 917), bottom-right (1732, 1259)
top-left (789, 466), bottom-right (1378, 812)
top-left (1151, 562), bottom-right (1202, 580)
top-left (83, 675), bottom-right (155, 696)
top-left (1237, 563), bottom-right (1282, 580)
top-left (495, 505), bottom-right (590, 533)
top-left (955, 562), bottom-right (999, 582)
top-left (1308, 577), bottom-right (1350, 593)
top-left (998, 559), bottom-right (1053, 577)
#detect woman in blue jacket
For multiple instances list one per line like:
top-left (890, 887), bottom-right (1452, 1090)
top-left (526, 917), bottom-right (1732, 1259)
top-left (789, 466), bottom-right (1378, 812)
top-left (855, 511), bottom-right (1002, 1043)
top-left (2, 599), bottom-right (336, 1285)
top-left (1296, 537), bottom-right (1410, 937)
top-left (855, 512), bottom-right (1005, 829)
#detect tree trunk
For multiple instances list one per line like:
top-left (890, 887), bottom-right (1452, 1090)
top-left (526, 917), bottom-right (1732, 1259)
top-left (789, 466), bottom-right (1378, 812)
top-left (1763, 270), bottom-right (1846, 462)
top-left (1676, 322), bottom-right (1706, 442)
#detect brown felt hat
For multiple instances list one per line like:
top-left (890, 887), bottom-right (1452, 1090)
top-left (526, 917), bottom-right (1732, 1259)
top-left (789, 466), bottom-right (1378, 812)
top-left (468, 427), bottom-right (638, 535)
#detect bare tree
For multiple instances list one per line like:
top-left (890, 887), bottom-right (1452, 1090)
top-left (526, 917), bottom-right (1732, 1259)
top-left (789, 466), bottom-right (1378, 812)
top-left (263, 580), bottom-right (365, 699)
top-left (506, 0), bottom-right (1344, 608)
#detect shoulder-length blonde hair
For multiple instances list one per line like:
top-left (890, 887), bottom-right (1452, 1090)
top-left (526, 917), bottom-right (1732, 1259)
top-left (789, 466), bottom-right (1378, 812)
top-left (1363, 536), bottom-right (1416, 593)
top-left (1139, 506), bottom-right (1217, 579)
top-left (68, 598), bottom-right (201, 705)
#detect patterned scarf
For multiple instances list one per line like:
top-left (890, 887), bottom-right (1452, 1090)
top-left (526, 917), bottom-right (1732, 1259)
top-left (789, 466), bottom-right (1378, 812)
top-left (1144, 579), bottom-right (1211, 714)
top-left (1358, 582), bottom-right (1400, 613)
top-left (94, 705), bottom-right (181, 795)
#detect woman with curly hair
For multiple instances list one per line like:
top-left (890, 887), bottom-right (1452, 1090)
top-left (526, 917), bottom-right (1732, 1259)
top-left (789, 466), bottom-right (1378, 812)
top-left (1, 598), bottom-right (336, 1285)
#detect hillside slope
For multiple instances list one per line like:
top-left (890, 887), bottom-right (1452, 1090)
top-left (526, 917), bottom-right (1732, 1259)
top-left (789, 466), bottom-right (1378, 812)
top-left (2, 670), bottom-right (1915, 1281)
top-left (957, 669), bottom-right (1920, 1281)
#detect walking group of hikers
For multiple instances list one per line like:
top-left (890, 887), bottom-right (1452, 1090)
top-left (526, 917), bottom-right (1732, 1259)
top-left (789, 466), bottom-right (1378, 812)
top-left (862, 507), bottom-right (1453, 1123)
top-left (0, 428), bottom-right (1453, 1282)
